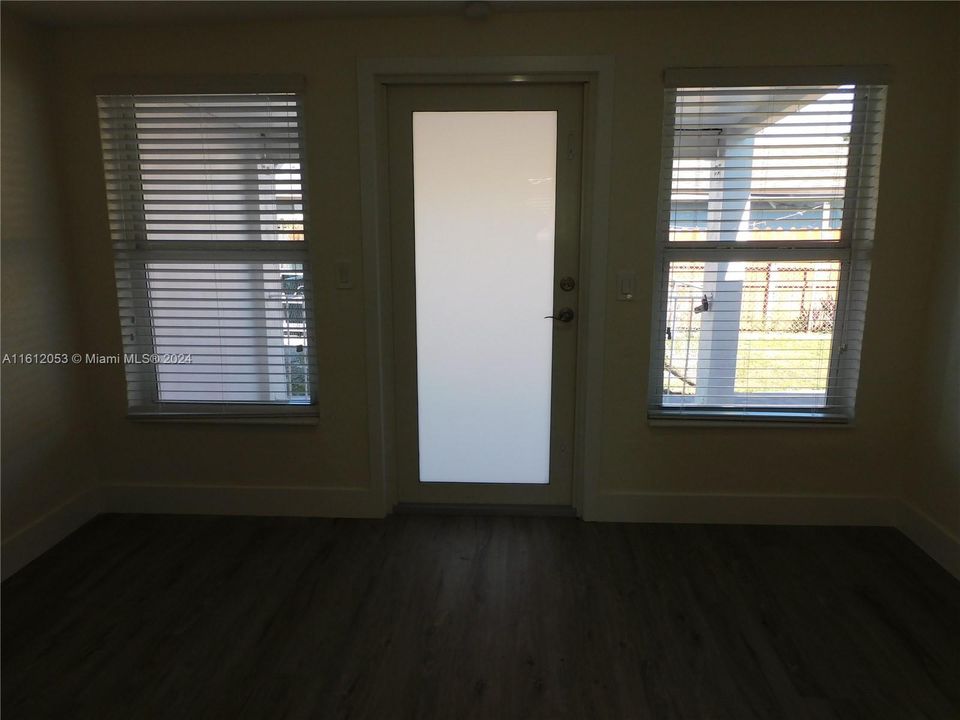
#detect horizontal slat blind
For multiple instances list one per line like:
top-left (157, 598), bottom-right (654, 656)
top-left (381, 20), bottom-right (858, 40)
top-left (650, 82), bottom-right (886, 420)
top-left (97, 93), bottom-right (318, 417)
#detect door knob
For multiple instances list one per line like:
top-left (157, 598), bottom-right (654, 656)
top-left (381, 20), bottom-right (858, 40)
top-left (545, 307), bottom-right (575, 323)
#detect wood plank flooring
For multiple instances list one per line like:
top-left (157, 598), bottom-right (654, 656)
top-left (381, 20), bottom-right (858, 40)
top-left (3, 514), bottom-right (958, 719)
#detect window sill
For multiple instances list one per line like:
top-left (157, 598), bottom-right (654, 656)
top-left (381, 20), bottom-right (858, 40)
top-left (648, 410), bottom-right (852, 429)
top-left (127, 414), bottom-right (320, 426)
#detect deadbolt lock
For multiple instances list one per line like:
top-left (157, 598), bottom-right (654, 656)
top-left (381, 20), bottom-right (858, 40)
top-left (559, 276), bottom-right (576, 292)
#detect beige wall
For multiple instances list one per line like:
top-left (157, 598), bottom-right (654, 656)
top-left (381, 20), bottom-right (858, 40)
top-left (1, 16), bottom-right (94, 539)
top-left (21, 4), bottom-right (959, 516)
top-left (910, 48), bottom-right (960, 537)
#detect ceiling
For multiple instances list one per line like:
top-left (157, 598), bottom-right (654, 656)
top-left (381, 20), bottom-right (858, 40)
top-left (2, 0), bottom-right (640, 28)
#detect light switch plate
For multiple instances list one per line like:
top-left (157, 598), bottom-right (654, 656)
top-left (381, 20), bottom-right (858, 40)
top-left (616, 270), bottom-right (636, 301)
top-left (335, 259), bottom-right (354, 289)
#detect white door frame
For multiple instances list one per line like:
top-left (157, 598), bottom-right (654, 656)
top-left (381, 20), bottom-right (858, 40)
top-left (357, 56), bottom-right (614, 518)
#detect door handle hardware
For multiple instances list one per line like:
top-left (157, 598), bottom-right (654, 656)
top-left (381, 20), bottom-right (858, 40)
top-left (545, 308), bottom-right (575, 323)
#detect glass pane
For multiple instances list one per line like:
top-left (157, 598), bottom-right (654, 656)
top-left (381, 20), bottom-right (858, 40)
top-left (118, 95), bottom-right (305, 243)
top-left (669, 87), bottom-right (853, 243)
top-left (662, 260), bottom-right (840, 408)
top-left (413, 111), bottom-right (557, 484)
top-left (145, 262), bottom-right (312, 404)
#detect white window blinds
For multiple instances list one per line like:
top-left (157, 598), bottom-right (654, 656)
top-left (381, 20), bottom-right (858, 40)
top-left (649, 78), bottom-right (886, 421)
top-left (97, 92), bottom-right (317, 418)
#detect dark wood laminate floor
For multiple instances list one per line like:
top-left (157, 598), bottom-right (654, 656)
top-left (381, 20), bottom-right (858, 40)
top-left (3, 515), bottom-right (958, 720)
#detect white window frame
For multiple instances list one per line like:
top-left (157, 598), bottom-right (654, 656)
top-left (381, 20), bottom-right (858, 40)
top-left (647, 67), bottom-right (888, 424)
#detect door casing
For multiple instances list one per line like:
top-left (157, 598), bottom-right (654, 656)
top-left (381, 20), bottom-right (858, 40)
top-left (357, 57), bottom-right (615, 518)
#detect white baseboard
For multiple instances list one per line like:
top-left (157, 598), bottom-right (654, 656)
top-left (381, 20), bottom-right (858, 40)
top-left (5, 486), bottom-right (956, 583)
top-left (1, 488), bottom-right (104, 581)
top-left (897, 501), bottom-right (960, 580)
top-left (1, 483), bottom-right (382, 581)
top-left (586, 491), bottom-right (899, 526)
top-left (103, 483), bottom-right (385, 519)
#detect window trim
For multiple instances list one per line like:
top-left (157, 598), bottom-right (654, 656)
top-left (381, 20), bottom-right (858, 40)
top-left (647, 70), bottom-right (887, 425)
top-left (663, 66), bottom-right (891, 89)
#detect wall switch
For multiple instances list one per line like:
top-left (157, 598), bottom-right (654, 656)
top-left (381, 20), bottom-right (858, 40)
top-left (616, 271), bottom-right (636, 301)
top-left (335, 259), bottom-right (354, 289)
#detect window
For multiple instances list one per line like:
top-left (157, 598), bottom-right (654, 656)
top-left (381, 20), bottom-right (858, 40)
top-left (670, 198), bottom-right (709, 232)
top-left (649, 74), bottom-right (886, 421)
top-left (97, 92), bottom-right (317, 417)
top-left (748, 196), bottom-right (842, 232)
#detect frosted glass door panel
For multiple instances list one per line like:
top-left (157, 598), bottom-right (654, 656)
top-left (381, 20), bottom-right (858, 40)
top-left (413, 111), bottom-right (557, 484)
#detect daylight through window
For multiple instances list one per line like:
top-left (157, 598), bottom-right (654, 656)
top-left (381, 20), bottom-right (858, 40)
top-left (97, 92), bottom-right (317, 417)
top-left (650, 79), bottom-right (886, 420)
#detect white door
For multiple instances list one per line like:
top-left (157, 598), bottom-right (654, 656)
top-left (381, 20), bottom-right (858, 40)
top-left (388, 83), bottom-right (583, 507)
